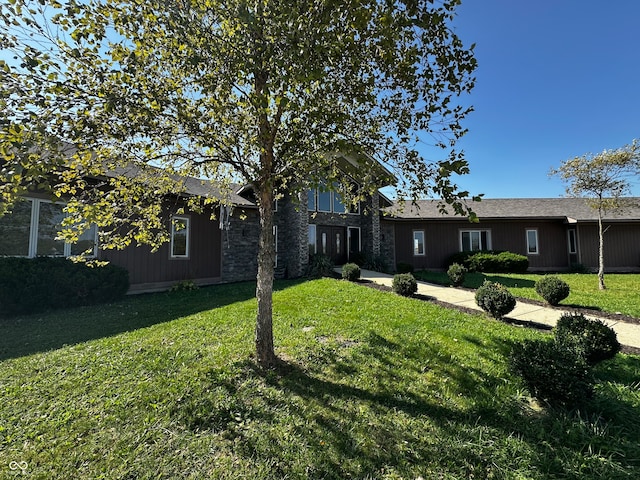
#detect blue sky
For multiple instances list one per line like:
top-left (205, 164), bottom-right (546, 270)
top-left (436, 0), bottom-right (640, 199)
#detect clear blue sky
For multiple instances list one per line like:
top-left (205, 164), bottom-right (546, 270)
top-left (436, 0), bottom-right (640, 199)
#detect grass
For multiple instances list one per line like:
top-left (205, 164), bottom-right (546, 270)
top-left (414, 271), bottom-right (640, 318)
top-left (1, 278), bottom-right (639, 479)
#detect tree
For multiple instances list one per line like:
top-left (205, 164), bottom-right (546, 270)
top-left (1, 0), bottom-right (477, 367)
top-left (550, 140), bottom-right (640, 290)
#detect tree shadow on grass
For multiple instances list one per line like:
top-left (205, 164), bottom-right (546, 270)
top-left (0, 278), bottom-right (305, 361)
top-left (172, 331), bottom-right (640, 479)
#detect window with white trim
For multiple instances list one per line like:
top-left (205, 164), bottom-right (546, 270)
top-left (526, 229), bottom-right (539, 255)
top-left (413, 230), bottom-right (425, 256)
top-left (0, 198), bottom-right (97, 258)
top-left (170, 216), bottom-right (190, 258)
top-left (460, 230), bottom-right (491, 252)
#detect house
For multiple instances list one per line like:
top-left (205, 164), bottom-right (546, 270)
top-left (0, 152), bottom-right (394, 292)
top-left (382, 198), bottom-right (640, 272)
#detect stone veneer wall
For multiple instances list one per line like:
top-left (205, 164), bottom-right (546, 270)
top-left (275, 192), bottom-right (308, 278)
top-left (380, 220), bottom-right (396, 271)
top-left (220, 208), bottom-right (260, 282)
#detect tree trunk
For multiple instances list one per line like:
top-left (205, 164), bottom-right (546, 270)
top-left (255, 185), bottom-right (278, 367)
top-left (597, 209), bottom-right (606, 290)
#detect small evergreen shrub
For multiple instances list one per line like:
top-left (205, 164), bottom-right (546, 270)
top-left (554, 313), bottom-right (621, 364)
top-left (0, 257), bottom-right (129, 316)
top-left (341, 263), bottom-right (361, 282)
top-left (307, 254), bottom-right (335, 278)
top-left (447, 250), bottom-right (528, 273)
top-left (169, 280), bottom-right (199, 292)
top-left (447, 263), bottom-right (467, 286)
top-left (509, 339), bottom-right (594, 407)
top-left (474, 281), bottom-right (516, 319)
top-left (535, 276), bottom-right (570, 305)
top-left (396, 262), bottom-right (414, 274)
top-left (392, 273), bottom-right (417, 297)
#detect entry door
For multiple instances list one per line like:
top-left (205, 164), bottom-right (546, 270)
top-left (318, 226), bottom-right (347, 264)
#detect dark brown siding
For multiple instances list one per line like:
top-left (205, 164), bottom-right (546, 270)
top-left (100, 209), bottom-right (222, 290)
top-left (389, 219), bottom-right (571, 271)
top-left (578, 223), bottom-right (640, 271)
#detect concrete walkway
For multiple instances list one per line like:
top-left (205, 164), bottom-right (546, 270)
top-left (355, 269), bottom-right (640, 350)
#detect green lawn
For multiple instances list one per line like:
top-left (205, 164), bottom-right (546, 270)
top-left (1, 279), bottom-right (640, 479)
top-left (413, 271), bottom-right (640, 318)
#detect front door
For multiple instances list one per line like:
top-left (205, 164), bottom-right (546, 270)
top-left (317, 226), bottom-right (347, 264)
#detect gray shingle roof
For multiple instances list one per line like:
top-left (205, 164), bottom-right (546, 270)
top-left (385, 198), bottom-right (640, 222)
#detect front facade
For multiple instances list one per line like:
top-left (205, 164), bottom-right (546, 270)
top-left (383, 198), bottom-right (640, 273)
top-left (3, 186), bottom-right (640, 293)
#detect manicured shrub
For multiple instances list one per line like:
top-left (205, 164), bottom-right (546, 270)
top-left (341, 263), bottom-right (361, 282)
top-left (535, 276), bottom-right (570, 305)
top-left (447, 250), bottom-right (528, 273)
top-left (509, 339), bottom-right (594, 407)
top-left (0, 257), bottom-right (129, 316)
top-left (554, 313), bottom-right (621, 364)
top-left (474, 281), bottom-right (516, 319)
top-left (447, 263), bottom-right (467, 286)
top-left (392, 273), bottom-right (417, 297)
top-left (307, 254), bottom-right (335, 278)
top-left (396, 262), bottom-right (414, 274)
top-left (169, 280), bottom-right (199, 292)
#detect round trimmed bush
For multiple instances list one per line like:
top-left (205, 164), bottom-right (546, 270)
top-left (392, 273), bottom-right (417, 297)
top-left (447, 263), bottom-right (467, 286)
top-left (474, 281), bottom-right (516, 319)
top-left (535, 276), bottom-right (570, 305)
top-left (554, 313), bottom-right (621, 364)
top-left (509, 339), bottom-right (594, 407)
top-left (341, 263), bottom-right (361, 282)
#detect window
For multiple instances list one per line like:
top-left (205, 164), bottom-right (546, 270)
top-left (0, 198), bottom-right (97, 258)
top-left (460, 230), bottom-right (491, 252)
top-left (307, 190), bottom-right (316, 211)
top-left (273, 225), bottom-right (278, 267)
top-left (526, 229), bottom-right (539, 255)
top-left (0, 199), bottom-right (32, 256)
top-left (317, 188), bottom-right (332, 212)
top-left (307, 180), bottom-right (359, 215)
top-left (321, 232), bottom-right (327, 255)
top-left (308, 224), bottom-right (317, 255)
top-left (413, 230), bottom-right (425, 256)
top-left (170, 216), bottom-right (190, 258)
top-left (568, 229), bottom-right (577, 254)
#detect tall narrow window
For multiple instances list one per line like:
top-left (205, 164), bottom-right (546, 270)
top-left (413, 230), bottom-right (425, 256)
top-left (526, 229), bottom-right (539, 255)
top-left (171, 216), bottom-right (190, 258)
top-left (308, 224), bottom-right (317, 255)
top-left (321, 232), bottom-right (327, 255)
top-left (568, 229), bottom-right (577, 254)
top-left (307, 189), bottom-right (316, 211)
top-left (273, 225), bottom-right (278, 267)
top-left (332, 182), bottom-right (346, 214)
top-left (36, 201), bottom-right (66, 256)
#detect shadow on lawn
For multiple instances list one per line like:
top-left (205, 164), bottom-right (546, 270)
top-left (0, 278), bottom-right (305, 361)
top-left (173, 331), bottom-right (640, 479)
